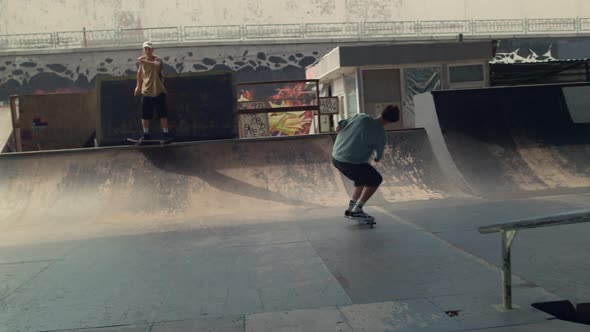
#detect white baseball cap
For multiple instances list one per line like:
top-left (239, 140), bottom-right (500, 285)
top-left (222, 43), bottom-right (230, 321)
top-left (142, 41), bottom-right (153, 49)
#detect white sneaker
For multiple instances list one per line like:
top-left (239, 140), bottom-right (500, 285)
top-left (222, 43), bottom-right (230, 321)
top-left (349, 209), bottom-right (373, 220)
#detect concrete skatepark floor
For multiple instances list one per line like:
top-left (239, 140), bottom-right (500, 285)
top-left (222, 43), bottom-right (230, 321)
top-left (0, 193), bottom-right (589, 332)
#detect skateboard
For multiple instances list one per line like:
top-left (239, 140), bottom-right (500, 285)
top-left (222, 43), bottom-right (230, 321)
top-left (346, 215), bottom-right (376, 228)
top-left (127, 137), bottom-right (173, 146)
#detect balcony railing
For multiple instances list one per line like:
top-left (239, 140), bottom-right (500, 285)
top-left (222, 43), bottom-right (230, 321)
top-left (2, 17), bottom-right (590, 51)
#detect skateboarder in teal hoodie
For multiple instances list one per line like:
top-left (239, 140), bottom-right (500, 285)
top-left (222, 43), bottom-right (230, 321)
top-left (332, 105), bottom-right (400, 220)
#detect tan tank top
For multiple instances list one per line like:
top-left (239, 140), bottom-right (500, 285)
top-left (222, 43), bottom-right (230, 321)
top-left (139, 55), bottom-right (167, 97)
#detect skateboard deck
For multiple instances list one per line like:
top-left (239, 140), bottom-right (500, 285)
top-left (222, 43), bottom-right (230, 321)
top-left (127, 138), bottom-right (173, 146)
top-left (346, 215), bottom-right (376, 228)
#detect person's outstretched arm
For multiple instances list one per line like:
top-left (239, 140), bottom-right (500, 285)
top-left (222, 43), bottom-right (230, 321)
top-left (139, 57), bottom-right (162, 68)
top-left (134, 65), bottom-right (143, 96)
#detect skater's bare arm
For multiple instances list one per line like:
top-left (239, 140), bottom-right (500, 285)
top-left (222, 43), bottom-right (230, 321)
top-left (369, 131), bottom-right (386, 163)
top-left (373, 138), bottom-right (386, 163)
top-left (138, 58), bottom-right (162, 68)
top-left (134, 66), bottom-right (143, 96)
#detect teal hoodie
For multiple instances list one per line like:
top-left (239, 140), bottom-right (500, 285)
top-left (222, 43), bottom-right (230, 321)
top-left (332, 114), bottom-right (386, 164)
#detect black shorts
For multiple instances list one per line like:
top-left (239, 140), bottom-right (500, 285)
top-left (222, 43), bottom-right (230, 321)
top-left (332, 158), bottom-right (383, 187)
top-left (141, 93), bottom-right (168, 120)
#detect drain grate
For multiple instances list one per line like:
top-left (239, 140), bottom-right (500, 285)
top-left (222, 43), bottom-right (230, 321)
top-left (445, 310), bottom-right (462, 317)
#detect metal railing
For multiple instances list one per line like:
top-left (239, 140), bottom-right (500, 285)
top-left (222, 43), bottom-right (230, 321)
top-left (56, 29), bottom-right (118, 47)
top-left (2, 17), bottom-right (590, 51)
top-left (473, 19), bottom-right (525, 34)
top-left (0, 32), bottom-right (54, 49)
top-left (419, 20), bottom-right (471, 35)
top-left (184, 25), bottom-right (242, 41)
top-left (119, 26), bottom-right (180, 44)
top-left (363, 21), bottom-right (417, 36)
top-left (305, 22), bottom-right (360, 38)
top-left (479, 209), bottom-right (590, 310)
top-left (244, 24), bottom-right (303, 39)
top-left (527, 18), bottom-right (577, 33)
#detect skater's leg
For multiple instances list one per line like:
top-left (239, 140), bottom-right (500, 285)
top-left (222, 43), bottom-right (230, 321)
top-left (359, 186), bottom-right (379, 203)
top-left (141, 95), bottom-right (154, 139)
top-left (160, 117), bottom-right (169, 132)
top-left (351, 165), bottom-right (383, 215)
top-left (156, 93), bottom-right (169, 134)
top-left (141, 119), bottom-right (150, 139)
top-left (345, 186), bottom-right (364, 215)
top-left (352, 186), bottom-right (363, 201)
top-left (351, 186), bottom-right (378, 211)
top-left (359, 164), bottom-right (383, 204)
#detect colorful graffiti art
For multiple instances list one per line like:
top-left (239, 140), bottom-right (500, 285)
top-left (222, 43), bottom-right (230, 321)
top-left (268, 111), bottom-right (313, 136)
top-left (237, 80), bottom-right (319, 111)
top-left (237, 80), bottom-right (319, 137)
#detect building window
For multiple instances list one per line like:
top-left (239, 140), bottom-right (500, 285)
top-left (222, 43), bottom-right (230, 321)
top-left (338, 96), bottom-right (345, 120)
top-left (402, 66), bottom-right (441, 124)
top-left (344, 74), bottom-right (358, 118)
top-left (449, 64), bottom-right (485, 84)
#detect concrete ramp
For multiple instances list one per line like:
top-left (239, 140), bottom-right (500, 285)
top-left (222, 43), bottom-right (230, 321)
top-left (0, 136), bottom-right (349, 239)
top-left (422, 83), bottom-right (590, 198)
top-left (0, 132), bottom-right (462, 225)
top-left (0, 130), bottom-right (467, 244)
top-left (371, 129), bottom-right (468, 203)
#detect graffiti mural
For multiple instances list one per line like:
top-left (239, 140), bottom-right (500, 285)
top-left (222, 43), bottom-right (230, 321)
top-left (268, 111), bottom-right (314, 136)
top-left (5, 36), bottom-right (589, 102)
top-left (237, 80), bottom-right (319, 111)
top-left (493, 36), bottom-right (590, 64)
top-left (236, 80), bottom-right (319, 137)
top-left (0, 44), bottom-right (332, 100)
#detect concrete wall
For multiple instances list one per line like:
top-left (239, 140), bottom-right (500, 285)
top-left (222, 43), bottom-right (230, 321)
top-left (1, 0), bottom-right (590, 34)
